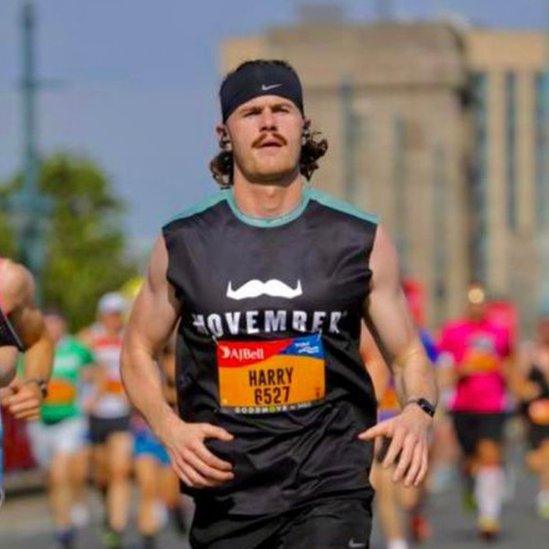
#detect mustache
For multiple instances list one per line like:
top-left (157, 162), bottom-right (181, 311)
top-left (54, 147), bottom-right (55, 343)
top-left (227, 279), bottom-right (302, 300)
top-left (252, 132), bottom-right (287, 149)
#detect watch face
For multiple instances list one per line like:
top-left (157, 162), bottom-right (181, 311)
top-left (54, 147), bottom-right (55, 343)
top-left (418, 399), bottom-right (435, 416)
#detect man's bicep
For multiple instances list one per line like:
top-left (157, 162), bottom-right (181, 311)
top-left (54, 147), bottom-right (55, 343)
top-left (364, 225), bottom-right (416, 361)
top-left (127, 237), bottom-right (180, 353)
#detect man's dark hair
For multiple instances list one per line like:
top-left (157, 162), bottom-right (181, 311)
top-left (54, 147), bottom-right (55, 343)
top-left (210, 59), bottom-right (328, 188)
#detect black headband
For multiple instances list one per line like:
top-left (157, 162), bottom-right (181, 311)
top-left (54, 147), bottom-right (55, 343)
top-left (220, 62), bottom-right (304, 122)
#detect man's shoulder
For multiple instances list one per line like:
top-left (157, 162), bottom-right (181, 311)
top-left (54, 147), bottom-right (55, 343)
top-left (0, 258), bottom-right (34, 309)
top-left (307, 188), bottom-right (379, 226)
top-left (162, 190), bottom-right (228, 232)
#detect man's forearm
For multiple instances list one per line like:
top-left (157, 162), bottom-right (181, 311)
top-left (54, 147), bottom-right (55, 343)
top-left (121, 341), bottom-right (178, 439)
top-left (393, 339), bottom-right (438, 407)
top-left (22, 332), bottom-right (54, 381)
top-left (0, 364), bottom-right (16, 388)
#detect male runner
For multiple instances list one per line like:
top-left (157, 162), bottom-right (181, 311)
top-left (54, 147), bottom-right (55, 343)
top-left (80, 292), bottom-right (132, 548)
top-left (27, 310), bottom-right (94, 548)
top-left (0, 257), bottom-right (54, 501)
top-left (366, 286), bottom-right (438, 549)
top-left (0, 258), bottom-right (54, 418)
top-left (121, 59), bottom-right (437, 548)
top-left (439, 282), bottom-right (512, 540)
top-left (512, 311), bottom-right (549, 518)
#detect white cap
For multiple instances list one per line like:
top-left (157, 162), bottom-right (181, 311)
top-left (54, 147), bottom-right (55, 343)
top-left (97, 292), bottom-right (127, 315)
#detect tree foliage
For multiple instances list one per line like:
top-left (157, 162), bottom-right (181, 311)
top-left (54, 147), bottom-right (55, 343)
top-left (0, 153), bottom-right (137, 330)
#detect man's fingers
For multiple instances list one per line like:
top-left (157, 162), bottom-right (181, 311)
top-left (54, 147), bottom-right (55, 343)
top-left (14, 410), bottom-right (40, 421)
top-left (200, 423), bottom-right (233, 442)
top-left (358, 420), bottom-right (393, 441)
top-left (170, 454), bottom-right (192, 486)
top-left (184, 449), bottom-right (234, 483)
top-left (193, 442), bottom-right (233, 472)
top-left (179, 470), bottom-right (193, 487)
top-left (404, 440), bottom-right (424, 486)
top-left (414, 445), bottom-right (429, 487)
top-left (8, 400), bottom-right (40, 415)
top-left (182, 463), bottom-right (216, 488)
top-left (391, 433), bottom-right (416, 479)
top-left (381, 428), bottom-right (404, 469)
top-left (5, 392), bottom-right (36, 406)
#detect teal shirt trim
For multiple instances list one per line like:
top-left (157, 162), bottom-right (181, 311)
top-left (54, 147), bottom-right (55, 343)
top-left (225, 188), bottom-right (311, 228)
top-left (308, 188), bottom-right (379, 225)
top-left (166, 186), bottom-right (379, 228)
top-left (166, 191), bottom-right (226, 224)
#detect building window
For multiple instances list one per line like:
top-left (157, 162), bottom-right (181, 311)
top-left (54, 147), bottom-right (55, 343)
top-left (505, 72), bottom-right (517, 231)
top-left (470, 72), bottom-right (488, 283)
top-left (535, 71), bottom-right (548, 229)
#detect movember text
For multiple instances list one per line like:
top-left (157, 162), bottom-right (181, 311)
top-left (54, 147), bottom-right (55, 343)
top-left (192, 309), bottom-right (346, 338)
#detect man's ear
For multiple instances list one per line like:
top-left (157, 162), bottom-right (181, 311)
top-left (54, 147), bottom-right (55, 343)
top-left (302, 118), bottom-right (311, 144)
top-left (216, 124), bottom-right (232, 151)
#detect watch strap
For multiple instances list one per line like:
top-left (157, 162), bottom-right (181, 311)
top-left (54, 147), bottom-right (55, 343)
top-left (23, 377), bottom-right (48, 398)
top-left (405, 398), bottom-right (436, 417)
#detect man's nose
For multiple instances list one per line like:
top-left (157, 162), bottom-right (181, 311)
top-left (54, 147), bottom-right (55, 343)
top-left (259, 108), bottom-right (276, 131)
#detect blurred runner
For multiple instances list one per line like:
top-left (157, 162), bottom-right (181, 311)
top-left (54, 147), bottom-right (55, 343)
top-left (0, 258), bottom-right (54, 501)
top-left (80, 292), bottom-right (131, 548)
top-left (439, 282), bottom-right (513, 540)
top-left (365, 295), bottom-right (437, 549)
top-left (0, 258), bottom-right (54, 415)
top-left (133, 411), bottom-right (171, 548)
top-left (134, 337), bottom-right (192, 548)
top-left (27, 310), bottom-right (94, 548)
top-left (512, 311), bottom-right (549, 518)
top-left (121, 59), bottom-right (437, 549)
top-left (157, 335), bottom-right (193, 534)
top-left (365, 323), bottom-right (411, 549)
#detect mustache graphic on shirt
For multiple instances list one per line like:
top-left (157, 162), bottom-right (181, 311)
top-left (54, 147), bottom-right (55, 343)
top-left (226, 279), bottom-right (303, 300)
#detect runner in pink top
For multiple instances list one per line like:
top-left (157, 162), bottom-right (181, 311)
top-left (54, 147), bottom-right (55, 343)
top-left (438, 283), bottom-right (512, 541)
top-left (440, 318), bottom-right (510, 414)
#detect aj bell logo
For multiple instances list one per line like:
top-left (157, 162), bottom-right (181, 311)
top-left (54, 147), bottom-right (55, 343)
top-left (219, 345), bottom-right (265, 361)
top-left (226, 279), bottom-right (303, 300)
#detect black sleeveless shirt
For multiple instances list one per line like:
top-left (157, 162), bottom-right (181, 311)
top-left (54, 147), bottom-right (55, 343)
top-left (163, 187), bottom-right (378, 516)
top-left (0, 259), bottom-right (26, 351)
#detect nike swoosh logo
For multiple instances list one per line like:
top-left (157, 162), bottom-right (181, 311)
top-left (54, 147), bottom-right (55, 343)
top-left (348, 541), bottom-right (366, 548)
top-left (261, 83), bottom-right (282, 91)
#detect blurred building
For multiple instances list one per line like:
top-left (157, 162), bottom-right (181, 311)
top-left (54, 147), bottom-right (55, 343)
top-left (220, 12), bottom-right (546, 332)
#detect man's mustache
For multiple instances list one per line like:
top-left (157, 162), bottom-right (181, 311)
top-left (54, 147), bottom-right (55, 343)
top-left (252, 132), bottom-right (287, 148)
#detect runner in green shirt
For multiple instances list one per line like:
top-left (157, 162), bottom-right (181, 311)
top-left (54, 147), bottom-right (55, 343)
top-left (27, 310), bottom-right (95, 548)
top-left (40, 336), bottom-right (94, 424)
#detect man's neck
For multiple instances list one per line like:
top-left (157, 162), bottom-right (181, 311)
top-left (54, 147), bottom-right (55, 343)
top-left (231, 172), bottom-right (304, 219)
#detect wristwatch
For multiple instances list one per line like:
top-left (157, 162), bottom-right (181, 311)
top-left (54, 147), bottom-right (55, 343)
top-left (405, 398), bottom-right (436, 418)
top-left (24, 377), bottom-right (49, 399)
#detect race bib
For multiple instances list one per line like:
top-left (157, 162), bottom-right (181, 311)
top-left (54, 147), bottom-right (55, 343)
top-left (379, 387), bottom-right (399, 412)
top-left (463, 349), bottom-right (499, 373)
top-left (216, 334), bottom-right (325, 414)
top-left (45, 379), bottom-right (77, 405)
top-left (104, 379), bottom-right (125, 395)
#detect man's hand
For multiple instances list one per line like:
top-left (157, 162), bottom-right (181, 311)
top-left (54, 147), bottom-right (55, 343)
top-left (0, 378), bottom-right (43, 420)
top-left (159, 412), bottom-right (235, 489)
top-left (359, 404), bottom-right (432, 487)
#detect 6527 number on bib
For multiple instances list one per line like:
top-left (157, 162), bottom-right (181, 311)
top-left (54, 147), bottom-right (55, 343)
top-left (216, 334), bottom-right (325, 414)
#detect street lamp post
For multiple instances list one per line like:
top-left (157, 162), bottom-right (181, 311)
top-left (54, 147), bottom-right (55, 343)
top-left (9, 1), bottom-right (51, 305)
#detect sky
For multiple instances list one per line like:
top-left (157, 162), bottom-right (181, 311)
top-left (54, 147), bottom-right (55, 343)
top-left (0, 0), bottom-right (546, 246)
